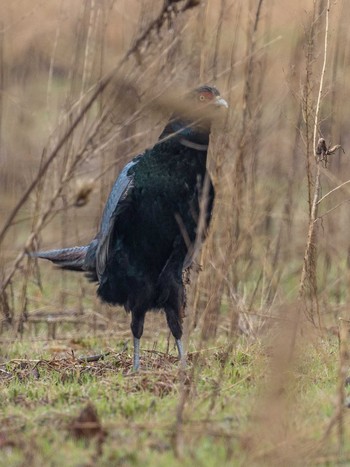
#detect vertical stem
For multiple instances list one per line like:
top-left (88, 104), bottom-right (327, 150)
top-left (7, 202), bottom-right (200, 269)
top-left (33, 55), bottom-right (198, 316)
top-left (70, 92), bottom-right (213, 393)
top-left (299, 0), bottom-right (331, 328)
top-left (0, 21), bottom-right (4, 158)
top-left (212, 0), bottom-right (226, 81)
top-left (337, 318), bottom-right (347, 453)
top-left (313, 0), bottom-right (330, 156)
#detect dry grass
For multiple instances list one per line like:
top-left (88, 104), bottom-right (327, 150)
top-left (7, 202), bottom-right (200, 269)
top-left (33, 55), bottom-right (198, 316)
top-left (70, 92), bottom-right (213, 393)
top-left (1, 0), bottom-right (350, 464)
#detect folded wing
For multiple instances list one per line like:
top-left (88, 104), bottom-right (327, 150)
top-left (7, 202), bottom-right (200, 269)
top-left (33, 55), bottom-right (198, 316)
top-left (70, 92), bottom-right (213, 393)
top-left (31, 155), bottom-right (142, 281)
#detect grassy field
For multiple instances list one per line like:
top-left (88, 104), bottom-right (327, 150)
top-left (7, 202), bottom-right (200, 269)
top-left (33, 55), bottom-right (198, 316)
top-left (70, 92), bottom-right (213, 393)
top-left (0, 327), bottom-right (345, 466)
top-left (2, 0), bottom-right (350, 465)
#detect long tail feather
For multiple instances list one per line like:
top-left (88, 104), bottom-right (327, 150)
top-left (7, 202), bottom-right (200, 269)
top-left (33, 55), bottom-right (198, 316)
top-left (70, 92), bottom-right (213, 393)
top-left (31, 246), bottom-right (89, 271)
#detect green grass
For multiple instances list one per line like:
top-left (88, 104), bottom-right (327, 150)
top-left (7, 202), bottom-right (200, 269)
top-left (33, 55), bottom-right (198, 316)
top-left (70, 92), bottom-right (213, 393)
top-left (0, 331), bottom-right (347, 466)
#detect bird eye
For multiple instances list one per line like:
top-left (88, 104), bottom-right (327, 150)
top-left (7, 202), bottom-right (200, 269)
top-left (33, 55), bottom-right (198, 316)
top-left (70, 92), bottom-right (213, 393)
top-left (199, 95), bottom-right (206, 101)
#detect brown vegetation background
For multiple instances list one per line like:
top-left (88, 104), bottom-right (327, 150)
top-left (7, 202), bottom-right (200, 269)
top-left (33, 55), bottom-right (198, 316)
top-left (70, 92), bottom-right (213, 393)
top-left (1, 0), bottom-right (350, 342)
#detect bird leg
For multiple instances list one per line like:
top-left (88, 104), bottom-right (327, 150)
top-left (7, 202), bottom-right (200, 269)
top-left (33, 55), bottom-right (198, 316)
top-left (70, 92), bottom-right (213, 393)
top-left (165, 307), bottom-right (185, 365)
top-left (133, 337), bottom-right (141, 371)
top-left (176, 339), bottom-right (183, 358)
top-left (175, 339), bottom-right (186, 368)
top-left (130, 309), bottom-right (146, 372)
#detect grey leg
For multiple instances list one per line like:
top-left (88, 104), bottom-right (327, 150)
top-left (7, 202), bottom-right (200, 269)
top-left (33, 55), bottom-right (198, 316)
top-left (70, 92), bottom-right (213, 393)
top-left (176, 339), bottom-right (185, 363)
top-left (176, 339), bottom-right (184, 359)
top-left (131, 310), bottom-right (145, 371)
top-left (164, 306), bottom-right (185, 366)
top-left (133, 337), bottom-right (140, 371)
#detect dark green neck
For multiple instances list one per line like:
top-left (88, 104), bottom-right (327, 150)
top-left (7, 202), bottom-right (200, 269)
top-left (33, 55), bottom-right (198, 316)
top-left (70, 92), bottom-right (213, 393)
top-left (159, 117), bottom-right (210, 148)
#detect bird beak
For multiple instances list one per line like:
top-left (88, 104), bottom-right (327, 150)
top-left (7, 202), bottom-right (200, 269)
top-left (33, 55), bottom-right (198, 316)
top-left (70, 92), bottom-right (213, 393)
top-left (215, 96), bottom-right (229, 108)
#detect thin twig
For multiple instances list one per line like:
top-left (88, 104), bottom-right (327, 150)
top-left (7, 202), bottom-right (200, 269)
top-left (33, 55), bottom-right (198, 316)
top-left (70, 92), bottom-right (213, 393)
top-left (317, 178), bottom-right (350, 205)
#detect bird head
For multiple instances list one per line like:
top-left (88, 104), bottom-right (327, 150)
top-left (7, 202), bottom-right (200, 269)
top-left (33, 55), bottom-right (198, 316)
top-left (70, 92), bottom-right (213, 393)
top-left (189, 85), bottom-right (228, 112)
top-left (162, 85), bottom-right (228, 147)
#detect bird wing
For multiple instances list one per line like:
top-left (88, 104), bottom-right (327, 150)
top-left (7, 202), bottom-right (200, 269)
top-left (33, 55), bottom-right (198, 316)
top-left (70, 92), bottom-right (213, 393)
top-left (95, 155), bottom-right (141, 281)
